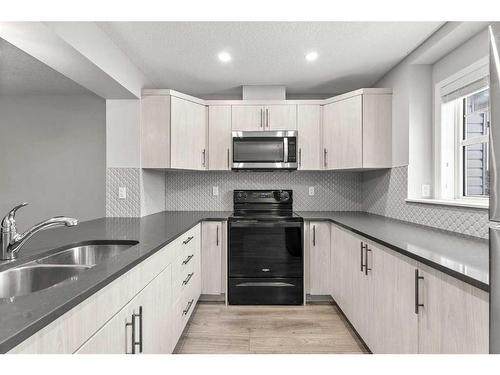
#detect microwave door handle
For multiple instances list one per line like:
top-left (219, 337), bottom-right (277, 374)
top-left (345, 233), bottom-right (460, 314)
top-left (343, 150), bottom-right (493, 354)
top-left (283, 137), bottom-right (289, 163)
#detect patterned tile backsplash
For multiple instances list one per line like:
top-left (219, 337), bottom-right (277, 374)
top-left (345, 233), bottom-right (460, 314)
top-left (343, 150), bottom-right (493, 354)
top-left (164, 170), bottom-right (363, 211)
top-left (105, 166), bottom-right (488, 239)
top-left (363, 166), bottom-right (489, 239)
top-left (106, 168), bottom-right (141, 217)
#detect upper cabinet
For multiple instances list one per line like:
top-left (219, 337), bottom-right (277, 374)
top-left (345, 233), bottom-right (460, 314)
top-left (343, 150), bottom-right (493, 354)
top-left (323, 90), bottom-right (392, 170)
top-left (141, 92), bottom-right (207, 170)
top-left (208, 106), bottom-right (232, 170)
top-left (231, 105), bottom-right (297, 131)
top-left (297, 105), bottom-right (322, 170)
top-left (141, 88), bottom-right (391, 171)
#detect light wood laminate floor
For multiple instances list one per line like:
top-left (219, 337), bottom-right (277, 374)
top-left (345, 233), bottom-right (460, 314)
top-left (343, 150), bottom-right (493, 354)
top-left (174, 303), bottom-right (368, 354)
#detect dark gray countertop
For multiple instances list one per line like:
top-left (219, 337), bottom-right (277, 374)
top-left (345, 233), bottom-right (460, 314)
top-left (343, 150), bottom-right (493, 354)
top-left (0, 210), bottom-right (488, 353)
top-left (297, 211), bottom-right (489, 292)
top-left (0, 211), bottom-right (230, 353)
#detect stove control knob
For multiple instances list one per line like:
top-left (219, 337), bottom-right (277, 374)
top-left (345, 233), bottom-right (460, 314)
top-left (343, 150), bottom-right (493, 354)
top-left (237, 192), bottom-right (247, 200)
top-left (279, 191), bottom-right (290, 201)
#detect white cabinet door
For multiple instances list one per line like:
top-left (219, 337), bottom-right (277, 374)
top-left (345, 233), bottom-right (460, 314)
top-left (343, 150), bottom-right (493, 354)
top-left (171, 96), bottom-right (207, 170)
top-left (208, 106), bottom-right (232, 170)
top-left (369, 243), bottom-right (418, 354)
top-left (75, 304), bottom-right (131, 354)
top-left (77, 265), bottom-right (173, 354)
top-left (265, 105), bottom-right (297, 130)
top-left (137, 264), bottom-right (173, 354)
top-left (417, 263), bottom-right (489, 354)
top-left (201, 221), bottom-right (224, 295)
top-left (309, 221), bottom-right (331, 295)
top-left (362, 94), bottom-right (392, 168)
top-left (325, 95), bottom-right (363, 169)
top-left (297, 105), bottom-right (321, 170)
top-left (232, 105), bottom-right (264, 131)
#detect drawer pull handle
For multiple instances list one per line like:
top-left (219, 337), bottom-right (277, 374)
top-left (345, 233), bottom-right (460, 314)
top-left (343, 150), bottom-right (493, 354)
top-left (182, 272), bottom-right (194, 285)
top-left (183, 236), bottom-right (194, 245)
top-left (182, 254), bottom-right (194, 265)
top-left (183, 299), bottom-right (194, 315)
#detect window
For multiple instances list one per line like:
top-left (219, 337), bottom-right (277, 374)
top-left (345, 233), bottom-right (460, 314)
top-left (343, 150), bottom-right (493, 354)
top-left (437, 61), bottom-right (490, 206)
top-left (460, 89), bottom-right (490, 197)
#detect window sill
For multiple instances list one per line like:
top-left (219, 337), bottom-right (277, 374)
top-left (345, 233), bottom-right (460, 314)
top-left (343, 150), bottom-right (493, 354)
top-left (405, 198), bottom-right (489, 210)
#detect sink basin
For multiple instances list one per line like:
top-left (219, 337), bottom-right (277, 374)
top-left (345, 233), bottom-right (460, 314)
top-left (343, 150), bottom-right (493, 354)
top-left (36, 240), bottom-right (139, 267)
top-left (0, 240), bottom-right (138, 299)
top-left (0, 264), bottom-right (91, 299)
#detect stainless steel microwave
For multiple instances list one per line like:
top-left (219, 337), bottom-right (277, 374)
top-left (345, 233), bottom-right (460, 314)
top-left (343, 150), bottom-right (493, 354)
top-left (232, 131), bottom-right (298, 170)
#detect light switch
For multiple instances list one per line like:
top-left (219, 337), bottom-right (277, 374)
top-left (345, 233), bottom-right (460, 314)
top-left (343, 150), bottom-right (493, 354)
top-left (118, 187), bottom-right (127, 199)
top-left (212, 186), bottom-right (219, 196)
top-left (309, 187), bottom-right (315, 196)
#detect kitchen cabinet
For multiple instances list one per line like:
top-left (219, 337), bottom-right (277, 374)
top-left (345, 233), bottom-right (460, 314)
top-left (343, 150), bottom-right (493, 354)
top-left (170, 96), bottom-right (207, 170)
top-left (208, 106), bottom-right (232, 170)
top-left (322, 91), bottom-right (392, 170)
top-left (308, 221), bottom-right (331, 295)
top-left (417, 263), bottom-right (489, 354)
top-left (10, 224), bottom-right (202, 354)
top-left (231, 105), bottom-right (296, 131)
top-left (141, 93), bottom-right (207, 170)
top-left (77, 265), bottom-right (173, 354)
top-left (201, 221), bottom-right (226, 296)
top-left (330, 223), bottom-right (488, 354)
top-left (297, 105), bottom-right (322, 170)
top-left (232, 105), bottom-right (265, 131)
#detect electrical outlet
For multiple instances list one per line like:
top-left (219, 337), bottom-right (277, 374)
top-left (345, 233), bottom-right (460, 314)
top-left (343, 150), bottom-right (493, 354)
top-left (118, 187), bottom-right (127, 199)
top-left (212, 186), bottom-right (219, 196)
top-left (421, 184), bottom-right (431, 198)
top-left (309, 186), bottom-right (315, 196)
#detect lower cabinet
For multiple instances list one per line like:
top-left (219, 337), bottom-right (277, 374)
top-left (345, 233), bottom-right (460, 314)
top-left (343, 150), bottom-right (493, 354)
top-left (330, 223), bottom-right (489, 354)
top-left (77, 265), bottom-right (173, 354)
top-left (10, 224), bottom-right (203, 354)
top-left (201, 221), bottom-right (226, 296)
top-left (308, 221), bottom-right (331, 295)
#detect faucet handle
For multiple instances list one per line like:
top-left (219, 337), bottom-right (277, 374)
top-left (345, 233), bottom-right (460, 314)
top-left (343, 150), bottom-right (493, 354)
top-left (1, 202), bottom-right (28, 228)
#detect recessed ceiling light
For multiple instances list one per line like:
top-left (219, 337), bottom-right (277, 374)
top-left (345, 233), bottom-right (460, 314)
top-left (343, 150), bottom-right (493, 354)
top-left (218, 51), bottom-right (232, 63)
top-left (305, 51), bottom-right (318, 62)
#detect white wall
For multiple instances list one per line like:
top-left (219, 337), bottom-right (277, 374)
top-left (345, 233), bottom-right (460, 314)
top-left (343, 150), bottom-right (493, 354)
top-left (106, 99), bottom-right (141, 168)
top-left (0, 94), bottom-right (106, 230)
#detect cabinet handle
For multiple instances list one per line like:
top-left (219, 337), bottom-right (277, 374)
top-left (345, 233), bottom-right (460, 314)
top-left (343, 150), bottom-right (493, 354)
top-left (324, 148), bottom-right (328, 167)
top-left (183, 299), bottom-right (195, 315)
top-left (182, 272), bottom-right (195, 285)
top-left (183, 236), bottom-right (194, 245)
top-left (364, 247), bottom-right (372, 275)
top-left (137, 306), bottom-right (143, 353)
top-left (360, 242), bottom-right (367, 272)
top-left (125, 315), bottom-right (136, 354)
top-left (216, 225), bottom-right (219, 246)
top-left (298, 148), bottom-right (302, 167)
top-left (266, 108), bottom-right (270, 128)
top-left (202, 149), bottom-right (206, 168)
top-left (182, 254), bottom-right (194, 265)
top-left (260, 109), bottom-right (264, 128)
top-left (312, 225), bottom-right (316, 246)
top-left (414, 269), bottom-right (424, 314)
top-left (227, 148), bottom-right (230, 169)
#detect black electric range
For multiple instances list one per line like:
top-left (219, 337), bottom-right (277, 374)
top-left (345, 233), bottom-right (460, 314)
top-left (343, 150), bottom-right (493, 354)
top-left (227, 190), bottom-right (304, 305)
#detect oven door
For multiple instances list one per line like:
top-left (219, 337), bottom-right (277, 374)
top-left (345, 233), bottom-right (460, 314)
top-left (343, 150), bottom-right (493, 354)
top-left (228, 219), bottom-right (303, 278)
top-left (232, 131), bottom-right (297, 170)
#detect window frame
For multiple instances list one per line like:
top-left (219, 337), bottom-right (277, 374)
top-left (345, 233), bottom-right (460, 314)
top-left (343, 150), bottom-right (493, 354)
top-left (433, 57), bottom-right (490, 208)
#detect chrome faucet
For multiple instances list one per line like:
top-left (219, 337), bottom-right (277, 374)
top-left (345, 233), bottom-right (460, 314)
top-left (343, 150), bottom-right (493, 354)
top-left (1, 202), bottom-right (78, 261)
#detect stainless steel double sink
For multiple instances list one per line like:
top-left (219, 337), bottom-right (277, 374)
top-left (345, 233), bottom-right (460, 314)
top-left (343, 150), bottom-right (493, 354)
top-left (0, 241), bottom-right (138, 300)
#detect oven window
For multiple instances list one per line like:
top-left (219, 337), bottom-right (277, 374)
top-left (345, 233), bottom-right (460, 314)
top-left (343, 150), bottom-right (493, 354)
top-left (229, 224), bottom-right (303, 278)
top-left (233, 138), bottom-right (284, 162)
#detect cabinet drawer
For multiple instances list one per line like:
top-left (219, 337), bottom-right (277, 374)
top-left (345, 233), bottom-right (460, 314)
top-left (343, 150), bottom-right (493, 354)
top-left (173, 287), bottom-right (199, 344)
top-left (172, 253), bottom-right (197, 303)
top-left (173, 225), bottom-right (201, 259)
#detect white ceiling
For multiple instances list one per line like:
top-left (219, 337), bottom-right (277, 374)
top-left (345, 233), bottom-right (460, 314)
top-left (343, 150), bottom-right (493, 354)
top-left (0, 38), bottom-right (91, 96)
top-left (98, 22), bottom-right (444, 98)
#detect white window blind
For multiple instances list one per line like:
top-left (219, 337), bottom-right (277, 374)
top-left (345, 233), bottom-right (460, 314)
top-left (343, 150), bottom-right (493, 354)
top-left (441, 76), bottom-right (489, 103)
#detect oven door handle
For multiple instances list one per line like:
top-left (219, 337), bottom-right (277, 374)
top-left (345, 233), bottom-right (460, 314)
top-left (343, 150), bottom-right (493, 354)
top-left (230, 221), bottom-right (302, 228)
